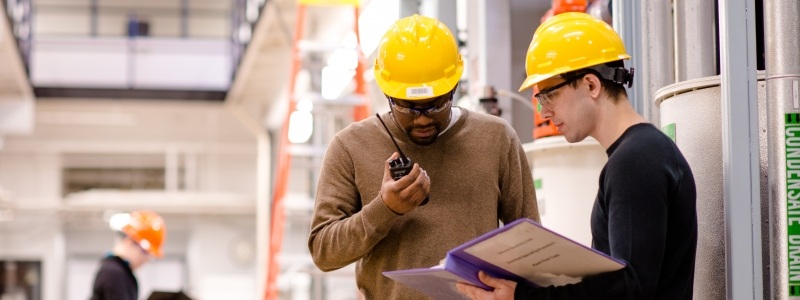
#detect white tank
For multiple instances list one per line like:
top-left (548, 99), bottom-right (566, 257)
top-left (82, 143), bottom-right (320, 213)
top-left (655, 74), bottom-right (767, 300)
top-left (523, 136), bottom-right (607, 247)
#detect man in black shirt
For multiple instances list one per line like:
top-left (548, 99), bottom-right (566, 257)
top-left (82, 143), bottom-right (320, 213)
top-left (91, 211), bottom-right (167, 300)
top-left (457, 12), bottom-right (697, 300)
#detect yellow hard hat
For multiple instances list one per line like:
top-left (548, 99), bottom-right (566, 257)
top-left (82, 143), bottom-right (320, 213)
top-left (374, 14), bottom-right (463, 100)
top-left (519, 12), bottom-right (630, 92)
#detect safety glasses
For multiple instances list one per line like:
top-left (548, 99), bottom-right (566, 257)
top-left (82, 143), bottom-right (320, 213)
top-left (388, 92), bottom-right (453, 118)
top-left (534, 74), bottom-right (587, 106)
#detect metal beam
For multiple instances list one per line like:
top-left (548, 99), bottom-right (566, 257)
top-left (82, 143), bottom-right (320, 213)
top-left (718, 0), bottom-right (763, 299)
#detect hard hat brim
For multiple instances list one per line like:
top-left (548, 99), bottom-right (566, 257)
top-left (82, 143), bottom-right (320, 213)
top-left (377, 64), bottom-right (463, 100)
top-left (149, 248), bottom-right (163, 258)
top-left (519, 73), bottom-right (556, 92)
top-left (518, 54), bottom-right (631, 92)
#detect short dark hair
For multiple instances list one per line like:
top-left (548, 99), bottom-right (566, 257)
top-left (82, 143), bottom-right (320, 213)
top-left (561, 60), bottom-right (628, 102)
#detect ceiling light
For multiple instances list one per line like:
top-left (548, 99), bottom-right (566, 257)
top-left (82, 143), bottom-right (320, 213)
top-left (288, 111), bottom-right (313, 144)
top-left (357, 0), bottom-right (400, 56)
top-left (321, 66), bottom-right (355, 100)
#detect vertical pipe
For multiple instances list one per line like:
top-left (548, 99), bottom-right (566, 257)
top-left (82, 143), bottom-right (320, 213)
top-left (476, 0), bottom-right (512, 124)
top-left (671, 2), bottom-right (724, 297)
top-left (165, 147), bottom-right (179, 191)
top-left (224, 103), bottom-right (271, 300)
top-left (674, 0), bottom-right (717, 81)
top-left (640, 1), bottom-right (674, 126)
top-left (50, 225), bottom-right (64, 300)
top-left (181, 0), bottom-right (189, 38)
top-left (90, 0), bottom-right (97, 37)
top-left (256, 134), bottom-right (270, 300)
top-left (184, 152), bottom-right (197, 191)
top-left (611, 0), bottom-right (643, 117)
top-left (719, 0), bottom-right (762, 299)
top-left (418, 0), bottom-right (457, 41)
top-left (766, 0), bottom-right (800, 299)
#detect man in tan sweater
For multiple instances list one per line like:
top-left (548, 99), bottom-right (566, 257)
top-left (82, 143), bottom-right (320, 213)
top-left (308, 14), bottom-right (540, 299)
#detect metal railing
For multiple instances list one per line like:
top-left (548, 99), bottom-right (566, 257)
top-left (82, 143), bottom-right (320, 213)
top-left (2, 0), bottom-right (33, 73)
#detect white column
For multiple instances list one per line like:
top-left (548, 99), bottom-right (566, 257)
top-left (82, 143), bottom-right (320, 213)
top-left (718, 0), bottom-right (763, 299)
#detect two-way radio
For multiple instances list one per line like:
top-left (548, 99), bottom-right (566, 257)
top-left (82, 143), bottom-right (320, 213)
top-left (376, 113), bottom-right (429, 206)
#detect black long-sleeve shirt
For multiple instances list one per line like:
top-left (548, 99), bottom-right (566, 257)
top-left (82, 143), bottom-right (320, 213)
top-left (516, 123), bottom-right (697, 299)
top-left (90, 255), bottom-right (138, 300)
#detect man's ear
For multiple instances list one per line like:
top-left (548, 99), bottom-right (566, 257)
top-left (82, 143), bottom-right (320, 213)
top-left (584, 73), bottom-right (603, 99)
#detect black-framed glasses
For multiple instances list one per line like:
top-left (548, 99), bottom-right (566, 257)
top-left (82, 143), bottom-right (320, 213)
top-left (388, 93), bottom-right (453, 117)
top-left (534, 74), bottom-right (586, 106)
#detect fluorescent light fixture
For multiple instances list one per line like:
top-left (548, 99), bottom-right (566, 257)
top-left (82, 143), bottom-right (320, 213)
top-left (238, 23), bottom-right (252, 43)
top-left (296, 98), bottom-right (313, 112)
top-left (37, 111), bottom-right (136, 126)
top-left (357, 0), bottom-right (401, 56)
top-left (327, 48), bottom-right (358, 70)
top-left (341, 32), bottom-right (359, 49)
top-left (246, 0), bottom-right (260, 23)
top-left (109, 213), bottom-right (131, 231)
top-left (288, 111), bottom-right (313, 144)
top-left (321, 66), bottom-right (355, 100)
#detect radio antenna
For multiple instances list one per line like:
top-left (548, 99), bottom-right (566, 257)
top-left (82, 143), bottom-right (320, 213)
top-left (375, 113), bottom-right (408, 160)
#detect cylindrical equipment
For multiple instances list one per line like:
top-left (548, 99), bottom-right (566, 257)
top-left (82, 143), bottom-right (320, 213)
top-left (765, 0), bottom-right (800, 299)
top-left (655, 74), bottom-right (767, 300)
top-left (640, 0), bottom-right (674, 126)
top-left (673, 0), bottom-right (717, 81)
top-left (523, 136), bottom-right (607, 247)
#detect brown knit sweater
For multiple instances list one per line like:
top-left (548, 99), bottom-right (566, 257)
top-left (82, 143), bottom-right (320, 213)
top-left (308, 109), bottom-right (540, 299)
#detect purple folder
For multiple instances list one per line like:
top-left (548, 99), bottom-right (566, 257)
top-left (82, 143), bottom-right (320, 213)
top-left (383, 218), bottom-right (626, 299)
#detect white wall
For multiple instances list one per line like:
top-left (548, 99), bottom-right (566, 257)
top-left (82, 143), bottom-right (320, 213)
top-left (61, 217), bottom-right (255, 300)
top-left (187, 217), bottom-right (257, 299)
top-left (0, 213), bottom-right (64, 300)
top-left (0, 153), bottom-right (61, 205)
top-left (0, 99), bottom-right (258, 300)
top-left (66, 255), bottom-right (187, 300)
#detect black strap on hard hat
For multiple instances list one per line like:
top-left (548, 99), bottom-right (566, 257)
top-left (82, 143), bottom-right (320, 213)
top-left (588, 64), bottom-right (635, 88)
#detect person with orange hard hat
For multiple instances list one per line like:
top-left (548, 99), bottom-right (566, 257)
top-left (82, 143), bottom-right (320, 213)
top-left (90, 210), bottom-right (167, 300)
top-left (457, 12), bottom-right (697, 300)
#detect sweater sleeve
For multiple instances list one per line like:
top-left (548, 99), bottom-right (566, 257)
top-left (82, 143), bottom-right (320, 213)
top-left (308, 136), bottom-right (403, 271)
top-left (513, 265), bottom-right (638, 299)
top-left (498, 128), bottom-right (540, 224)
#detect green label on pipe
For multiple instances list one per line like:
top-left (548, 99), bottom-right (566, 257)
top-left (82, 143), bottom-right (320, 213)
top-left (534, 178), bottom-right (542, 190)
top-left (785, 113), bottom-right (800, 296)
top-left (662, 123), bottom-right (676, 142)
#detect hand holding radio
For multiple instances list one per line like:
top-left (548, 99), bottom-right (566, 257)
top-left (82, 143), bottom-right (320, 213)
top-left (376, 113), bottom-right (431, 214)
top-left (381, 152), bottom-right (431, 215)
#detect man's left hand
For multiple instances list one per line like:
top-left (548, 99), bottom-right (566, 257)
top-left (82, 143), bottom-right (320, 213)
top-left (456, 271), bottom-right (517, 300)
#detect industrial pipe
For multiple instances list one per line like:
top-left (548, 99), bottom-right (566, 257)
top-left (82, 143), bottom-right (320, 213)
top-left (766, 0), bottom-right (800, 299)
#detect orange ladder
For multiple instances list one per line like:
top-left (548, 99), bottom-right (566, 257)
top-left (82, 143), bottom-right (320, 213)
top-left (265, 1), bottom-right (369, 299)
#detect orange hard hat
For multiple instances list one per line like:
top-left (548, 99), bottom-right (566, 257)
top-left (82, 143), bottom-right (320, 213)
top-left (552, 0), bottom-right (587, 15)
top-left (121, 210), bottom-right (166, 258)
